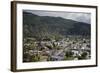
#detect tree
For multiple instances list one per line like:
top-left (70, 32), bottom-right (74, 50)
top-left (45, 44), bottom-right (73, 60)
top-left (78, 52), bottom-right (88, 60)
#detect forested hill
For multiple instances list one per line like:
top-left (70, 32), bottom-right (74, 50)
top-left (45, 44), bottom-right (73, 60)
top-left (23, 11), bottom-right (91, 38)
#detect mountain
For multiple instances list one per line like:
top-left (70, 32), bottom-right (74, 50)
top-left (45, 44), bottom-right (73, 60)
top-left (23, 11), bottom-right (91, 39)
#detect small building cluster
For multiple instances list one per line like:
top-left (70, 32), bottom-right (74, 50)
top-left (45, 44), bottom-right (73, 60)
top-left (23, 37), bottom-right (91, 62)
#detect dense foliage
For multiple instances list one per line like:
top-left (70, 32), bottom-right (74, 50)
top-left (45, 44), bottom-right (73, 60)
top-left (23, 12), bottom-right (90, 40)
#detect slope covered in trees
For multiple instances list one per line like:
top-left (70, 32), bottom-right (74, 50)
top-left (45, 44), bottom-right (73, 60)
top-left (23, 11), bottom-right (91, 40)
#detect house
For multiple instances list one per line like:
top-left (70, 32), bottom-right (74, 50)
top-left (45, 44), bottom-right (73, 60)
top-left (71, 49), bottom-right (79, 56)
top-left (50, 50), bottom-right (65, 61)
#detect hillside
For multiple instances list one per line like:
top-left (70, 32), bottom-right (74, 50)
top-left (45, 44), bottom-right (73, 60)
top-left (23, 11), bottom-right (91, 40)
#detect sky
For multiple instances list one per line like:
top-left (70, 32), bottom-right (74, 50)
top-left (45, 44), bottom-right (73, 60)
top-left (24, 10), bottom-right (91, 24)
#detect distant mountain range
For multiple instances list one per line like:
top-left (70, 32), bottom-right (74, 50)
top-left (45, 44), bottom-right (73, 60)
top-left (23, 11), bottom-right (91, 38)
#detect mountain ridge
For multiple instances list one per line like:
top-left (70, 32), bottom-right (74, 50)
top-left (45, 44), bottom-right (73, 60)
top-left (23, 11), bottom-right (91, 39)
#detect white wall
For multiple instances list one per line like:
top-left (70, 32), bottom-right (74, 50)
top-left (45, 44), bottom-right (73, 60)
top-left (0, 0), bottom-right (99, 73)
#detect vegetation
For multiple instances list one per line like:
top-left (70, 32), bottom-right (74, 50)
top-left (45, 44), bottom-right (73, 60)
top-left (23, 11), bottom-right (91, 62)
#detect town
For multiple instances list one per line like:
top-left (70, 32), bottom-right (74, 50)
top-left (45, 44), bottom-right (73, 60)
top-left (23, 36), bottom-right (91, 62)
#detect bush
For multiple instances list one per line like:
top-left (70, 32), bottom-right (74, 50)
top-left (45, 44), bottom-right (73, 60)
top-left (65, 51), bottom-right (74, 57)
top-left (78, 52), bottom-right (87, 60)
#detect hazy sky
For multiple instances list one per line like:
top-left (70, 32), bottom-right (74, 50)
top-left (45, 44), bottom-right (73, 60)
top-left (24, 10), bottom-right (91, 24)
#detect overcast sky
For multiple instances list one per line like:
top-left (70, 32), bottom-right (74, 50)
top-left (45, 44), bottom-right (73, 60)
top-left (24, 10), bottom-right (91, 24)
